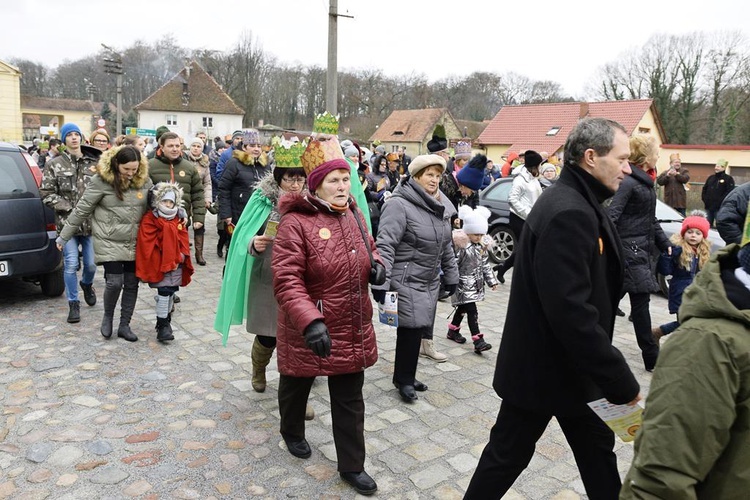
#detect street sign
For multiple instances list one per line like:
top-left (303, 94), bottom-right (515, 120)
top-left (126, 127), bottom-right (157, 137)
top-left (97, 119), bottom-right (106, 128)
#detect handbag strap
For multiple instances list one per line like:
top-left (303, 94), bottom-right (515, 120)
top-left (351, 205), bottom-right (376, 268)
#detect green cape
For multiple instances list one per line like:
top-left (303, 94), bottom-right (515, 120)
top-left (348, 159), bottom-right (371, 233)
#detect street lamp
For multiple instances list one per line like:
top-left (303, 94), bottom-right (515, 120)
top-left (101, 43), bottom-right (123, 136)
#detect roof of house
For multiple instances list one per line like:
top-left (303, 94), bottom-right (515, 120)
top-left (455, 119), bottom-right (490, 143)
top-left (21, 95), bottom-right (118, 115)
top-left (477, 99), bottom-right (662, 154)
top-left (0, 59), bottom-right (21, 75)
top-left (133, 61), bottom-right (244, 115)
top-left (369, 108), bottom-right (458, 143)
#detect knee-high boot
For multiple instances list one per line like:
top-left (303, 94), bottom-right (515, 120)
top-left (101, 274), bottom-right (123, 339)
top-left (117, 272), bottom-right (139, 342)
top-left (251, 337), bottom-right (275, 392)
top-left (217, 229), bottom-right (228, 258)
top-left (194, 234), bottom-right (206, 266)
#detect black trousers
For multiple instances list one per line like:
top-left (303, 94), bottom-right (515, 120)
top-left (451, 302), bottom-right (480, 336)
top-left (627, 292), bottom-right (659, 370)
top-left (464, 401), bottom-right (620, 500)
top-left (278, 371), bottom-right (365, 472)
top-left (393, 326), bottom-right (426, 385)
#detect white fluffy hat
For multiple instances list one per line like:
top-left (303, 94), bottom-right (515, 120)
top-left (458, 205), bottom-right (491, 235)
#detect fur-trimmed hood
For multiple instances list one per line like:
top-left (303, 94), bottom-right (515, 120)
top-left (232, 149), bottom-right (269, 167)
top-left (97, 146), bottom-right (150, 189)
top-left (150, 181), bottom-right (184, 209)
top-left (254, 172), bottom-right (283, 205)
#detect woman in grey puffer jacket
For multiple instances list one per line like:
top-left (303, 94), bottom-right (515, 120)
top-left (373, 154), bottom-right (459, 403)
top-left (57, 146), bottom-right (152, 342)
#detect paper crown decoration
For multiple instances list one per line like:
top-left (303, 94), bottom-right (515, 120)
top-left (386, 152), bottom-right (400, 162)
top-left (300, 136), bottom-right (346, 176)
top-left (669, 153), bottom-right (681, 162)
top-left (313, 111), bottom-right (340, 136)
top-left (243, 129), bottom-right (261, 145)
top-left (272, 136), bottom-right (307, 168)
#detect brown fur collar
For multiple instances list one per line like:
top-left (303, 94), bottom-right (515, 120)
top-left (232, 149), bottom-right (269, 167)
top-left (96, 146), bottom-right (149, 189)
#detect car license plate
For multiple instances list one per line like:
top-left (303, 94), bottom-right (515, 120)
top-left (0, 261), bottom-right (8, 276)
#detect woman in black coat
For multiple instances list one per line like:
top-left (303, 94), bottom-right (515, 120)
top-left (608, 135), bottom-right (670, 371)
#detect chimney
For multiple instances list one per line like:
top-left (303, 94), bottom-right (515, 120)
top-left (185, 59), bottom-right (191, 78)
top-left (257, 119), bottom-right (264, 128)
top-left (579, 102), bottom-right (589, 119)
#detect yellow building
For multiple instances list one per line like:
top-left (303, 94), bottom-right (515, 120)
top-left (0, 59), bottom-right (23, 143)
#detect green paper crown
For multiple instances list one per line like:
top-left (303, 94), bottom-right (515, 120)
top-left (273, 140), bottom-right (307, 168)
top-left (313, 111), bottom-right (340, 135)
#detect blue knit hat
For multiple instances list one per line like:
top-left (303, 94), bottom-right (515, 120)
top-left (456, 154), bottom-right (487, 192)
top-left (60, 123), bottom-right (83, 143)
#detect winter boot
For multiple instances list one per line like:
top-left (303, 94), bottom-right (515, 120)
top-left (419, 339), bottom-right (447, 362)
top-left (67, 300), bottom-right (81, 323)
top-left (652, 327), bottom-right (664, 347)
top-left (194, 233), bottom-right (206, 266)
top-left (80, 281), bottom-right (97, 306)
top-left (116, 273), bottom-right (139, 342)
top-left (492, 264), bottom-right (506, 285)
top-left (305, 404), bottom-right (315, 421)
top-left (251, 337), bottom-right (275, 392)
top-left (473, 334), bottom-right (492, 354)
top-left (446, 323), bottom-right (466, 344)
top-left (217, 229), bottom-right (228, 258)
top-left (155, 317), bottom-right (174, 342)
top-left (101, 274), bottom-right (123, 338)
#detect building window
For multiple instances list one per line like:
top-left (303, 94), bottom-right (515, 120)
top-left (638, 127), bottom-right (651, 134)
top-left (166, 115), bottom-right (177, 126)
top-left (546, 126), bottom-right (561, 136)
top-left (202, 117), bottom-right (213, 128)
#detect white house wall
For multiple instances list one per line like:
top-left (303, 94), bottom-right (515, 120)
top-left (137, 111), bottom-right (243, 139)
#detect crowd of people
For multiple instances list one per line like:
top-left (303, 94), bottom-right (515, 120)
top-left (31, 114), bottom-right (750, 498)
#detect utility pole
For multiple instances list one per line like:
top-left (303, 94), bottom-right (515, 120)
top-left (326, 0), bottom-right (353, 116)
top-left (102, 44), bottom-right (123, 136)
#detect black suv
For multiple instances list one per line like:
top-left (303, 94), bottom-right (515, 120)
top-left (0, 142), bottom-right (64, 296)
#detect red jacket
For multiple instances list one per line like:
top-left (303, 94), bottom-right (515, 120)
top-left (272, 193), bottom-right (380, 378)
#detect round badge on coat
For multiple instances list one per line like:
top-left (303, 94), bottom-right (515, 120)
top-left (178, 224), bottom-right (183, 231)
top-left (179, 171), bottom-right (186, 177)
top-left (137, 192), bottom-right (144, 199)
top-left (319, 228), bottom-right (331, 240)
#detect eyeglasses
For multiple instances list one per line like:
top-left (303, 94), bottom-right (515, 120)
top-left (281, 177), bottom-right (305, 185)
top-left (93, 139), bottom-right (108, 144)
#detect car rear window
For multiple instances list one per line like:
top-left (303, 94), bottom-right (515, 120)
top-left (0, 152), bottom-right (37, 200)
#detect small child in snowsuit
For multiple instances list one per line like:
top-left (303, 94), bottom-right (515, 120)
top-left (136, 182), bottom-right (194, 342)
top-left (447, 205), bottom-right (499, 353)
top-left (653, 211), bottom-right (711, 343)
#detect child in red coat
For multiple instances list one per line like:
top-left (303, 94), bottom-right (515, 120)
top-left (136, 182), bottom-right (194, 341)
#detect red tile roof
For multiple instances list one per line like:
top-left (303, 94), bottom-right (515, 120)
top-left (134, 61), bottom-right (244, 115)
top-left (477, 99), bottom-right (660, 154)
top-left (21, 95), bottom-right (118, 115)
top-left (369, 108), bottom-right (458, 143)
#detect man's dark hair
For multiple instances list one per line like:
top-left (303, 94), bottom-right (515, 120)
top-left (49, 138), bottom-right (62, 147)
top-left (159, 131), bottom-right (180, 146)
top-left (564, 118), bottom-right (626, 168)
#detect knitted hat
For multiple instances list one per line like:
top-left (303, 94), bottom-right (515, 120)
top-left (454, 141), bottom-right (472, 160)
top-left (340, 139), bottom-right (353, 150)
top-left (242, 129), bottom-right (261, 145)
top-left (60, 123), bottom-right (83, 143)
top-left (717, 158), bottom-right (729, 168)
top-left (456, 154), bottom-right (487, 191)
top-left (408, 154), bottom-right (446, 177)
top-left (190, 137), bottom-right (204, 148)
top-left (375, 145), bottom-right (386, 155)
top-left (215, 140), bottom-right (227, 150)
top-left (231, 130), bottom-right (244, 140)
top-left (301, 136), bottom-right (349, 192)
top-left (155, 126), bottom-right (170, 143)
top-left (427, 124), bottom-right (448, 153)
top-left (681, 212), bottom-right (710, 238)
top-left (458, 205), bottom-right (491, 235)
top-left (344, 145), bottom-right (359, 157)
top-left (524, 150), bottom-right (543, 169)
top-left (161, 190), bottom-right (176, 203)
top-left (150, 181), bottom-right (184, 209)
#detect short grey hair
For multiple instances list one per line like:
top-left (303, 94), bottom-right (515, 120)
top-left (564, 118), bottom-right (627, 168)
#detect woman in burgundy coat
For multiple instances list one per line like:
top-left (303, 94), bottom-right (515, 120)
top-left (272, 137), bottom-right (383, 496)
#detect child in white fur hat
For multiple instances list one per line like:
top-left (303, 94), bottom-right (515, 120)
top-left (447, 205), bottom-right (499, 353)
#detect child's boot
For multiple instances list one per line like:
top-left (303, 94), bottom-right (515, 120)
top-left (473, 334), bottom-right (492, 354)
top-left (155, 294), bottom-right (174, 342)
top-left (447, 322), bottom-right (466, 344)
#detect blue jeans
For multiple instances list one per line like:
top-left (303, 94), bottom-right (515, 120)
top-left (63, 236), bottom-right (96, 302)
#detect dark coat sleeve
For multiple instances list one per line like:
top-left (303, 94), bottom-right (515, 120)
top-left (218, 160), bottom-right (237, 220)
top-left (716, 185), bottom-right (750, 245)
top-left (608, 179), bottom-right (632, 225)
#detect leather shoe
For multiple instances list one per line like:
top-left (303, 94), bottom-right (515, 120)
top-left (340, 471), bottom-right (377, 496)
top-left (397, 384), bottom-right (417, 402)
top-left (394, 380), bottom-right (428, 392)
top-left (283, 437), bottom-right (311, 459)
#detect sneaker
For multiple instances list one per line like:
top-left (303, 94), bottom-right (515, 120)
top-left (67, 300), bottom-right (81, 323)
top-left (447, 329), bottom-right (466, 344)
top-left (80, 281), bottom-right (96, 306)
top-left (473, 338), bottom-right (492, 353)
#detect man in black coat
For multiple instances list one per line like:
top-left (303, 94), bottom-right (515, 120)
top-left (702, 158), bottom-right (735, 227)
top-left (464, 118), bottom-right (641, 500)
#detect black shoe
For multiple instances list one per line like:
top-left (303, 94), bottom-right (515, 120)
top-left (117, 325), bottom-right (138, 342)
top-left (340, 471), bottom-right (377, 496)
top-left (101, 315), bottom-right (114, 339)
top-left (493, 264), bottom-right (506, 284)
top-left (473, 338), bottom-right (492, 353)
top-left (397, 384), bottom-right (417, 402)
top-left (393, 380), bottom-right (428, 392)
top-left (616, 307), bottom-right (626, 317)
top-left (67, 301), bottom-right (81, 323)
top-left (447, 329), bottom-right (466, 344)
top-left (156, 317), bottom-right (174, 342)
top-left (173, 295), bottom-right (181, 304)
top-left (80, 281), bottom-right (96, 306)
top-left (283, 437), bottom-right (311, 459)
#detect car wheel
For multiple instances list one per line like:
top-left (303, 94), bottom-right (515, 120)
top-left (488, 225), bottom-right (516, 264)
top-left (657, 273), bottom-right (670, 298)
top-left (40, 268), bottom-right (65, 297)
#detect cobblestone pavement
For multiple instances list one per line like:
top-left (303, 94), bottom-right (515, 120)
top-left (0, 214), bottom-right (670, 499)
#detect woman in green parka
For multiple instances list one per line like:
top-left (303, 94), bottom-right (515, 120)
top-left (56, 145), bottom-right (152, 342)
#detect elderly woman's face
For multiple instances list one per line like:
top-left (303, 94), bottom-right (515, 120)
top-left (190, 143), bottom-right (203, 156)
top-left (542, 168), bottom-right (557, 180)
top-left (414, 165), bottom-right (443, 195)
top-left (316, 169), bottom-right (351, 207)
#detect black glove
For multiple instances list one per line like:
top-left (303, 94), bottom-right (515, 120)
top-left (369, 262), bottom-right (386, 285)
top-left (444, 283), bottom-right (457, 297)
top-left (303, 320), bottom-right (331, 358)
top-left (372, 289), bottom-right (386, 304)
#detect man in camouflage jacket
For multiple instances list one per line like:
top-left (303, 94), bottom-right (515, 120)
top-left (40, 123), bottom-right (101, 323)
